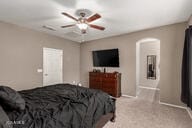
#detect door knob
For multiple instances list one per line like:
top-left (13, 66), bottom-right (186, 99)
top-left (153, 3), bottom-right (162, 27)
top-left (44, 74), bottom-right (48, 76)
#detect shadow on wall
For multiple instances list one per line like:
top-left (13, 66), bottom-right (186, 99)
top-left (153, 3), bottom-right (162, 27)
top-left (136, 38), bottom-right (160, 94)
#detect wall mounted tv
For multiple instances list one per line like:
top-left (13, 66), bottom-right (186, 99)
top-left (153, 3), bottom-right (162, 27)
top-left (92, 48), bottom-right (119, 67)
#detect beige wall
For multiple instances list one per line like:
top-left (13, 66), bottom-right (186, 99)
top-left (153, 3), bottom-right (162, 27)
top-left (80, 22), bottom-right (187, 106)
top-left (0, 21), bottom-right (80, 91)
top-left (138, 41), bottom-right (160, 88)
top-left (0, 20), bottom-right (187, 106)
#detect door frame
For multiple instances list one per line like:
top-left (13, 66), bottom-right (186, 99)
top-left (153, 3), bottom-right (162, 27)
top-left (136, 38), bottom-right (160, 96)
top-left (43, 47), bottom-right (63, 86)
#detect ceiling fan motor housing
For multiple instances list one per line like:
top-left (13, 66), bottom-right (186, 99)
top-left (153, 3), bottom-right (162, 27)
top-left (75, 9), bottom-right (92, 18)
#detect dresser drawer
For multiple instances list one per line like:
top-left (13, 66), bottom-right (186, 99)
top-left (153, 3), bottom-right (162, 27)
top-left (102, 78), bottom-right (116, 83)
top-left (102, 86), bottom-right (116, 92)
top-left (89, 72), bottom-right (121, 98)
top-left (90, 77), bottom-right (101, 82)
top-left (103, 74), bottom-right (116, 78)
top-left (89, 82), bottom-right (101, 89)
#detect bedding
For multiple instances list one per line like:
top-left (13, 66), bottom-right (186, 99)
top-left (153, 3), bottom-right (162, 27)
top-left (0, 86), bottom-right (25, 111)
top-left (0, 105), bottom-right (12, 128)
top-left (5, 84), bottom-right (115, 128)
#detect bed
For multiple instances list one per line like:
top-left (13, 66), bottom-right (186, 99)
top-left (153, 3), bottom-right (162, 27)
top-left (0, 84), bottom-right (116, 128)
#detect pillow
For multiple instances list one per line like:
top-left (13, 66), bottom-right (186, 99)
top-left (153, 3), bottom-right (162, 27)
top-left (0, 86), bottom-right (25, 111)
top-left (0, 105), bottom-right (12, 128)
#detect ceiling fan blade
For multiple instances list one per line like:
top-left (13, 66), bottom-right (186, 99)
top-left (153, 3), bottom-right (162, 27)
top-left (42, 26), bottom-right (56, 31)
top-left (62, 12), bottom-right (78, 21)
top-left (87, 13), bottom-right (101, 22)
top-left (61, 24), bottom-right (76, 28)
top-left (89, 24), bottom-right (105, 30)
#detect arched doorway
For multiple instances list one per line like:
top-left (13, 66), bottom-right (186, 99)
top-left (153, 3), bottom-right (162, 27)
top-left (136, 38), bottom-right (160, 101)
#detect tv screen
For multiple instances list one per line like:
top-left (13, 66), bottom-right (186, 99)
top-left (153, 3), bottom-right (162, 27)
top-left (92, 49), bottom-right (119, 67)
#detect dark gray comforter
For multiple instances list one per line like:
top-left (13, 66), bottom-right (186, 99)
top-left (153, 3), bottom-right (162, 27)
top-left (6, 84), bottom-right (115, 128)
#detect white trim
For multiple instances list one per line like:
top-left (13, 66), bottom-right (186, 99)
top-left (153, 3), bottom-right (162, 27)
top-left (122, 94), bottom-right (192, 120)
top-left (122, 94), bottom-right (137, 98)
top-left (159, 101), bottom-right (186, 109)
top-left (159, 101), bottom-right (192, 120)
top-left (186, 107), bottom-right (192, 119)
top-left (186, 108), bottom-right (192, 119)
top-left (139, 86), bottom-right (160, 90)
top-left (188, 14), bottom-right (192, 26)
top-left (136, 38), bottom-right (160, 44)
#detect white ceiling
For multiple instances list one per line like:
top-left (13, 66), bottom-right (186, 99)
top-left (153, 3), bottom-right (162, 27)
top-left (0, 0), bottom-right (191, 43)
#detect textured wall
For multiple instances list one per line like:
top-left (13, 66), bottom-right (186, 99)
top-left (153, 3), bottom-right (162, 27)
top-left (81, 22), bottom-right (187, 106)
top-left (0, 20), bottom-right (187, 106)
top-left (0, 21), bottom-right (80, 91)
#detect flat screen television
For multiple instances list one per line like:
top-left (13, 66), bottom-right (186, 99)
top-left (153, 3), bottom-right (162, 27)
top-left (92, 49), bottom-right (119, 67)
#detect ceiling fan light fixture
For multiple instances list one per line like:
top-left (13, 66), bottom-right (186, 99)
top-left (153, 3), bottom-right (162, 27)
top-left (61, 12), bottom-right (105, 33)
top-left (76, 23), bottom-right (88, 30)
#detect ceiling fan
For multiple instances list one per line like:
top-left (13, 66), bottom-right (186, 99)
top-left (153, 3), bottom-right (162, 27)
top-left (61, 12), bottom-right (105, 34)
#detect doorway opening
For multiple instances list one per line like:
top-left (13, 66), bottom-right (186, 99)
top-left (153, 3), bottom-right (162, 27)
top-left (43, 48), bottom-right (63, 86)
top-left (136, 38), bottom-right (160, 102)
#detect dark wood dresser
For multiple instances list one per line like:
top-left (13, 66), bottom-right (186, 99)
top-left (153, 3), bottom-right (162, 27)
top-left (89, 72), bottom-right (121, 97)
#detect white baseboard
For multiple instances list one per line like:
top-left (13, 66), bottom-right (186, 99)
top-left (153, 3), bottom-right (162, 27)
top-left (186, 108), bottom-right (192, 119)
top-left (159, 101), bottom-right (192, 120)
top-left (139, 86), bottom-right (160, 90)
top-left (159, 101), bottom-right (186, 109)
top-left (122, 94), bottom-right (137, 98)
top-left (122, 94), bottom-right (192, 120)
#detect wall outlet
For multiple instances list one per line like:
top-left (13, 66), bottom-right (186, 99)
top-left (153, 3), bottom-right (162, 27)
top-left (37, 69), bottom-right (43, 73)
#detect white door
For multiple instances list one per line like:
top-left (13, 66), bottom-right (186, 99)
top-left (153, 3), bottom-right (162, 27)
top-left (43, 48), bottom-right (63, 86)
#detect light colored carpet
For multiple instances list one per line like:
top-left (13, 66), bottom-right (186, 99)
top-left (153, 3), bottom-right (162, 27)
top-left (104, 88), bottom-right (192, 128)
